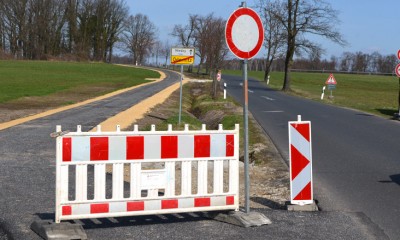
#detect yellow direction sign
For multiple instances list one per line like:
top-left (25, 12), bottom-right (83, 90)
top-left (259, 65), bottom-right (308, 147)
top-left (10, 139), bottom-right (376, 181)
top-left (170, 47), bottom-right (195, 65)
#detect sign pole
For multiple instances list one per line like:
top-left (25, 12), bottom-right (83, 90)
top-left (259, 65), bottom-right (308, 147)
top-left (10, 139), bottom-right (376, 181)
top-left (179, 65), bottom-right (183, 124)
top-left (225, 1), bottom-right (264, 215)
top-left (398, 77), bottom-right (400, 117)
top-left (243, 59), bottom-right (250, 214)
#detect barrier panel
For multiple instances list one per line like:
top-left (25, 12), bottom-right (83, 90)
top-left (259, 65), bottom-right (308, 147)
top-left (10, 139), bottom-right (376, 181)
top-left (55, 124), bottom-right (239, 223)
top-left (288, 116), bottom-right (313, 205)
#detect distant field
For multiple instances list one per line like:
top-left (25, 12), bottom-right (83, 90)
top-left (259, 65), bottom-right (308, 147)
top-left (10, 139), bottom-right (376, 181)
top-left (0, 61), bottom-right (159, 104)
top-left (223, 70), bottom-right (399, 118)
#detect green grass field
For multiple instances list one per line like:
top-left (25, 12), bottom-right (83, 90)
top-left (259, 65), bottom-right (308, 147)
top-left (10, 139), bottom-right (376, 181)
top-left (223, 69), bottom-right (399, 118)
top-left (0, 61), bottom-right (159, 103)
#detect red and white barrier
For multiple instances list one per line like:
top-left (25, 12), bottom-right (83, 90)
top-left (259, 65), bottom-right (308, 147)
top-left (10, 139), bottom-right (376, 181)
top-left (55, 124), bottom-right (239, 223)
top-left (288, 116), bottom-right (313, 205)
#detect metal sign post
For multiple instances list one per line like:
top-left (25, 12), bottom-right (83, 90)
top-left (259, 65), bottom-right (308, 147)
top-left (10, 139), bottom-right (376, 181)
top-left (179, 65), bottom-right (184, 124)
top-left (243, 59), bottom-right (250, 213)
top-left (225, 2), bottom-right (264, 214)
top-left (170, 47), bottom-right (196, 124)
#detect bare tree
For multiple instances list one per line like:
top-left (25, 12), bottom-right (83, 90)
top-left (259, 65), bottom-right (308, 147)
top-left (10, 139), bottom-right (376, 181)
top-left (271, 0), bottom-right (346, 91)
top-left (161, 40), bottom-right (171, 67)
top-left (171, 15), bottom-right (197, 72)
top-left (352, 51), bottom-right (370, 72)
top-left (121, 14), bottom-right (156, 65)
top-left (257, 0), bottom-right (286, 81)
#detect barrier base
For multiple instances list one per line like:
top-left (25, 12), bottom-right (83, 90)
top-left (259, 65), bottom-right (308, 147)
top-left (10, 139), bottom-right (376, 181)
top-left (206, 211), bottom-right (272, 227)
top-left (286, 201), bottom-right (319, 212)
top-left (30, 220), bottom-right (87, 240)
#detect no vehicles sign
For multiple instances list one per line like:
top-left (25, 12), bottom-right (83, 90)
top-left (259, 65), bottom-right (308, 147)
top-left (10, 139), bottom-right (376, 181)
top-left (170, 48), bottom-right (195, 65)
top-left (395, 64), bottom-right (400, 77)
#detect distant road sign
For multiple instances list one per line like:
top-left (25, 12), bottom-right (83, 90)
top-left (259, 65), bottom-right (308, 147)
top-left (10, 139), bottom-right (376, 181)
top-left (397, 50), bottom-right (400, 60)
top-left (325, 74), bottom-right (337, 85)
top-left (170, 47), bottom-right (195, 65)
top-left (395, 64), bottom-right (400, 77)
top-left (225, 7), bottom-right (264, 60)
top-left (217, 70), bottom-right (222, 81)
top-left (328, 85), bottom-right (336, 90)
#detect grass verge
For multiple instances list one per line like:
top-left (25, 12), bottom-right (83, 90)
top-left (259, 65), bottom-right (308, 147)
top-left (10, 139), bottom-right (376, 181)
top-left (223, 69), bottom-right (399, 118)
top-left (0, 60), bottom-right (159, 103)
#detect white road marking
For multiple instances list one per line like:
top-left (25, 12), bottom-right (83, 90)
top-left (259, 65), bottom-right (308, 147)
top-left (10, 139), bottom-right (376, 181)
top-left (261, 96), bottom-right (275, 101)
top-left (240, 83), bottom-right (243, 86)
top-left (262, 111), bottom-right (284, 113)
top-left (248, 90), bottom-right (254, 93)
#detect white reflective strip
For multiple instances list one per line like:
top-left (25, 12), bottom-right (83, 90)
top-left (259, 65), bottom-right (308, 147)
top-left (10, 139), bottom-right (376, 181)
top-left (130, 162), bottom-right (141, 198)
top-left (213, 160), bottom-right (224, 194)
top-left (290, 125), bottom-right (311, 160)
top-left (94, 164), bottom-right (106, 200)
top-left (198, 160), bottom-right (208, 195)
top-left (109, 136), bottom-right (126, 160)
top-left (112, 163), bottom-right (124, 199)
top-left (210, 134), bottom-right (226, 157)
top-left (76, 165), bottom-right (88, 201)
top-left (145, 200), bottom-right (161, 210)
top-left (179, 198), bottom-right (194, 208)
top-left (60, 165), bottom-right (69, 202)
top-left (178, 135), bottom-right (194, 158)
top-left (109, 202), bottom-right (126, 213)
top-left (211, 196), bottom-right (226, 206)
top-left (72, 204), bottom-right (90, 215)
top-left (165, 162), bottom-right (175, 197)
top-left (148, 189), bottom-right (158, 198)
top-left (229, 159), bottom-right (238, 193)
top-left (72, 137), bottom-right (90, 161)
top-left (292, 163), bottom-right (312, 199)
top-left (181, 161), bottom-right (192, 195)
top-left (144, 135), bottom-right (160, 159)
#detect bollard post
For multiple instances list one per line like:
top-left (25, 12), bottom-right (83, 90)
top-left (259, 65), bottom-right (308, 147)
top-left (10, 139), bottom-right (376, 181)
top-left (321, 86), bottom-right (326, 100)
top-left (224, 83), bottom-right (227, 99)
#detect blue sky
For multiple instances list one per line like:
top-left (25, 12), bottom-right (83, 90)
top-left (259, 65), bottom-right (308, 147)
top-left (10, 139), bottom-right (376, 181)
top-left (126, 0), bottom-right (399, 59)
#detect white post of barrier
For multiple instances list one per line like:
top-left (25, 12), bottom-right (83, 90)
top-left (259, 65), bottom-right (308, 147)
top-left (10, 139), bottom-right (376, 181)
top-left (288, 115), bottom-right (313, 206)
top-left (267, 75), bottom-right (270, 85)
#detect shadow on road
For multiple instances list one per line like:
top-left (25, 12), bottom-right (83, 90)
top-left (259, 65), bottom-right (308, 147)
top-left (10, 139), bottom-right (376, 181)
top-left (376, 108), bottom-right (397, 118)
top-left (250, 197), bottom-right (286, 210)
top-left (390, 174), bottom-right (400, 186)
top-left (35, 212), bottom-right (211, 230)
top-left (378, 174), bottom-right (400, 186)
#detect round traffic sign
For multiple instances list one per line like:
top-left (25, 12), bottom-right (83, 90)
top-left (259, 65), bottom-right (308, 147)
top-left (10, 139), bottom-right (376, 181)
top-left (396, 63), bottom-right (400, 77)
top-left (225, 7), bottom-right (264, 59)
top-left (397, 50), bottom-right (400, 60)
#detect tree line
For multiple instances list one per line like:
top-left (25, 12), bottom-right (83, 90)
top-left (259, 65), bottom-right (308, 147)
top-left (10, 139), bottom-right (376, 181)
top-left (224, 51), bottom-right (398, 75)
top-left (0, 0), bottom-right (129, 62)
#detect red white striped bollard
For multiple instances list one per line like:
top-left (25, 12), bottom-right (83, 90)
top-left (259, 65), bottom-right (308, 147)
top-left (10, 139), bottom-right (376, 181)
top-left (288, 115), bottom-right (313, 205)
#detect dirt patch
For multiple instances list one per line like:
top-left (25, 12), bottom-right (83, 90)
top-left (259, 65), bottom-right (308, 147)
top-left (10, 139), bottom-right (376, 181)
top-left (0, 85), bottom-right (117, 122)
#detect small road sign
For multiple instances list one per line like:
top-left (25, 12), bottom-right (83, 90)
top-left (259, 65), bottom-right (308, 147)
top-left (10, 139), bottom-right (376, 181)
top-left (325, 74), bottom-right (337, 85)
top-left (328, 85), bottom-right (336, 90)
top-left (397, 50), bottom-right (400, 60)
top-left (170, 47), bottom-right (195, 65)
top-left (225, 7), bottom-right (264, 60)
top-left (395, 63), bottom-right (400, 77)
top-left (217, 70), bottom-right (222, 81)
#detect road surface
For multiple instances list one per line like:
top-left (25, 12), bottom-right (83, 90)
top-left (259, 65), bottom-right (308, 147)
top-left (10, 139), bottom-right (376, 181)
top-left (223, 74), bottom-right (400, 240)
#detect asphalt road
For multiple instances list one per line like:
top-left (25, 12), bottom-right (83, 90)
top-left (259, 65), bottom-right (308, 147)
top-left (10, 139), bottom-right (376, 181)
top-left (223, 74), bottom-right (400, 240)
top-left (0, 68), bottom-right (392, 240)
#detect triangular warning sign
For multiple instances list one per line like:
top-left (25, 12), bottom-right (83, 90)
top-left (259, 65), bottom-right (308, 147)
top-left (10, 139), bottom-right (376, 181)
top-left (325, 74), bottom-right (337, 85)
